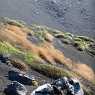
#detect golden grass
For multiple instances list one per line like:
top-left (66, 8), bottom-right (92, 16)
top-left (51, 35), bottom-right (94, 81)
top-left (73, 63), bottom-right (95, 80)
top-left (63, 58), bottom-right (95, 81)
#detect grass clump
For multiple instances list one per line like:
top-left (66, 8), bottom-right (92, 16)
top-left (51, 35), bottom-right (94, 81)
top-left (0, 17), bottom-right (25, 27)
top-left (74, 37), bottom-right (90, 51)
top-left (55, 32), bottom-right (74, 44)
top-left (75, 36), bottom-right (94, 42)
top-left (74, 36), bottom-right (95, 56)
top-left (29, 63), bottom-right (72, 79)
top-left (34, 31), bottom-right (46, 42)
top-left (0, 41), bottom-right (22, 54)
top-left (10, 58), bottom-right (28, 71)
top-left (24, 52), bottom-right (35, 63)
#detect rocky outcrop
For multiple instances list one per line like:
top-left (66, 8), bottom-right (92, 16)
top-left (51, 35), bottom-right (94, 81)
top-left (31, 77), bottom-right (84, 95)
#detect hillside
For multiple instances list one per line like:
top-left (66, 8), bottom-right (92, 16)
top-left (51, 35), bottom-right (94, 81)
top-left (0, 17), bottom-right (95, 95)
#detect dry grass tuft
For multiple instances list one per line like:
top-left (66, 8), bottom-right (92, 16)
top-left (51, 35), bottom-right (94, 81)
top-left (10, 58), bottom-right (28, 71)
top-left (63, 58), bottom-right (95, 81)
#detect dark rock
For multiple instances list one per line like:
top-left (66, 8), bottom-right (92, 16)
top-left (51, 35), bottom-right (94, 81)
top-left (8, 70), bottom-right (38, 86)
top-left (0, 54), bottom-right (10, 64)
top-left (4, 81), bottom-right (27, 95)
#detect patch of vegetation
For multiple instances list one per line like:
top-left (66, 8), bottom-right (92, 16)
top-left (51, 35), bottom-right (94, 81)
top-left (0, 41), bottom-right (36, 70)
top-left (34, 31), bottom-right (46, 42)
top-left (0, 41), bottom-right (72, 79)
top-left (44, 26), bottom-right (61, 35)
top-left (55, 32), bottom-right (74, 44)
top-left (61, 32), bottom-right (74, 39)
top-left (54, 31), bottom-right (95, 56)
top-left (30, 24), bottom-right (95, 55)
top-left (73, 36), bottom-right (95, 56)
top-left (75, 36), bottom-right (94, 42)
top-left (0, 41), bottom-right (22, 54)
top-left (83, 88), bottom-right (94, 95)
top-left (29, 63), bottom-right (73, 79)
top-left (92, 80), bottom-right (95, 85)
top-left (30, 25), bottom-right (48, 43)
top-left (24, 52), bottom-right (35, 63)
top-left (74, 37), bottom-right (90, 51)
top-left (0, 41), bottom-right (36, 62)
top-left (10, 58), bottom-right (28, 71)
top-left (0, 17), bottom-right (25, 27)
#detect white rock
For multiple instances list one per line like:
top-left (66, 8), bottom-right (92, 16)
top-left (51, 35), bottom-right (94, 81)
top-left (31, 83), bottom-right (53, 95)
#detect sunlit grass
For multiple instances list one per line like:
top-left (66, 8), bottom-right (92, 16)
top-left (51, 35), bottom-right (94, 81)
top-left (0, 41), bottom-right (21, 54)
